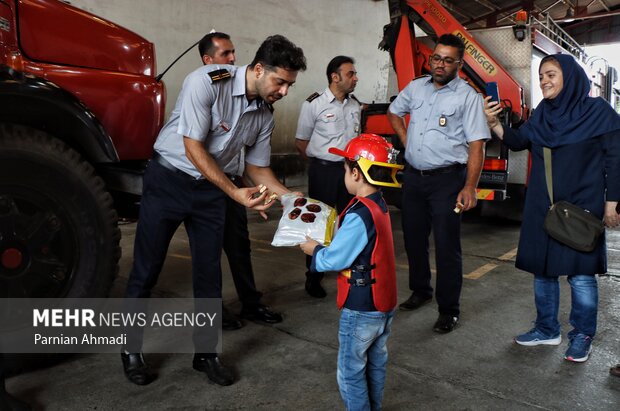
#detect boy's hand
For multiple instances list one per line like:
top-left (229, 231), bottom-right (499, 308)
top-left (300, 236), bottom-right (319, 256)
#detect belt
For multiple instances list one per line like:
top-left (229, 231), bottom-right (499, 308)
top-left (152, 152), bottom-right (242, 186)
top-left (151, 152), bottom-right (200, 180)
top-left (310, 157), bottom-right (343, 167)
top-left (408, 163), bottom-right (466, 177)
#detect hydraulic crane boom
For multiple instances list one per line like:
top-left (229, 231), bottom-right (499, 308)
top-left (383, 0), bottom-right (526, 118)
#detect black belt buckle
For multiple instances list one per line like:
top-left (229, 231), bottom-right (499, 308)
top-left (419, 168), bottom-right (434, 177)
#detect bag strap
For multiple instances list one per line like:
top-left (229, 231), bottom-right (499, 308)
top-left (543, 147), bottom-right (554, 203)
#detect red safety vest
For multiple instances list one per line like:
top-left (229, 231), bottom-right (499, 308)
top-left (336, 196), bottom-right (397, 312)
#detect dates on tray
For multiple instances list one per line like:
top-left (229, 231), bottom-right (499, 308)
top-left (306, 204), bottom-right (321, 213)
top-left (294, 197), bottom-right (307, 207)
top-left (300, 213), bottom-right (316, 223)
top-left (288, 208), bottom-right (302, 220)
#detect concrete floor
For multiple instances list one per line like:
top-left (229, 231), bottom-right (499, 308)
top-left (6, 194), bottom-right (620, 410)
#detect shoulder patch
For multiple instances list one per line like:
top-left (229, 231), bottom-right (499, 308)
top-left (208, 69), bottom-right (231, 82)
top-left (306, 92), bottom-right (321, 102)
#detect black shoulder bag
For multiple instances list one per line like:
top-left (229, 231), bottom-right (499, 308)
top-left (542, 147), bottom-right (604, 252)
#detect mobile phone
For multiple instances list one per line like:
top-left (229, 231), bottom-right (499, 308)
top-left (485, 82), bottom-right (500, 103)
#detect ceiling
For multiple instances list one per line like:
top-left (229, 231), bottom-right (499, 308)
top-left (438, 0), bottom-right (620, 45)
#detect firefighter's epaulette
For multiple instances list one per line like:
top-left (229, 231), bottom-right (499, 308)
top-left (306, 92), bottom-right (321, 102)
top-left (208, 69), bottom-right (231, 82)
top-left (350, 94), bottom-right (362, 104)
top-left (266, 103), bottom-right (274, 113)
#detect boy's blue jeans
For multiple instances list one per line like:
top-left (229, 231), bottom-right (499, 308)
top-left (337, 308), bottom-right (395, 411)
top-left (533, 275), bottom-right (598, 338)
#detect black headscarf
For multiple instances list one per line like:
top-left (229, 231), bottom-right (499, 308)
top-left (520, 53), bottom-right (620, 148)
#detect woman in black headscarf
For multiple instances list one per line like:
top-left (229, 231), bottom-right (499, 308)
top-left (485, 53), bottom-right (620, 363)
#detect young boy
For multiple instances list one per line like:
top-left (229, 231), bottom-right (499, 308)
top-left (300, 133), bottom-right (403, 411)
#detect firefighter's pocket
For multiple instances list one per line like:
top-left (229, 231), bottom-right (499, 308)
top-left (408, 99), bottom-right (424, 125)
top-left (411, 98), bottom-right (424, 111)
top-left (319, 114), bottom-right (343, 137)
top-left (430, 105), bottom-right (459, 131)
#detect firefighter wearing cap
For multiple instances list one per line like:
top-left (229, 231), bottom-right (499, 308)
top-left (295, 55), bottom-right (361, 298)
top-left (300, 133), bottom-right (402, 411)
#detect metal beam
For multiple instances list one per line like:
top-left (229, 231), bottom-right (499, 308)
top-left (463, 1), bottom-right (524, 26)
top-left (556, 7), bottom-right (620, 21)
top-left (473, 0), bottom-right (499, 12)
top-left (598, 0), bottom-right (611, 12)
top-left (439, 0), bottom-right (476, 21)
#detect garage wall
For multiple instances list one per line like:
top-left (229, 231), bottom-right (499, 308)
top-left (69, 0), bottom-right (391, 154)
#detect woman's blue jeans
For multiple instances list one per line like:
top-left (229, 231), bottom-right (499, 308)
top-left (533, 275), bottom-right (598, 338)
top-left (337, 308), bottom-right (395, 411)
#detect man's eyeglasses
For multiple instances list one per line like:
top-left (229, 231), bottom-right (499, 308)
top-left (430, 55), bottom-right (461, 65)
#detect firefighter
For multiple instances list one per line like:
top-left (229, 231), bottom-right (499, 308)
top-left (295, 55), bottom-right (360, 298)
top-left (198, 32), bottom-right (283, 329)
top-left (387, 34), bottom-right (490, 333)
top-left (121, 35), bottom-right (306, 386)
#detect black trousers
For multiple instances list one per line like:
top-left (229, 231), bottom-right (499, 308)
top-left (401, 164), bottom-right (466, 317)
top-left (222, 178), bottom-right (262, 307)
top-left (124, 160), bottom-right (225, 352)
top-left (305, 158), bottom-right (353, 281)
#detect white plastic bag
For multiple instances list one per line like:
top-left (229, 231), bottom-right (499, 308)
top-left (271, 194), bottom-right (337, 247)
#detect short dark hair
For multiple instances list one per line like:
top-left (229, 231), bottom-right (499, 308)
top-left (326, 56), bottom-right (355, 84)
top-left (250, 35), bottom-right (307, 72)
top-left (345, 159), bottom-right (393, 187)
top-left (198, 32), bottom-right (230, 58)
top-left (436, 34), bottom-right (465, 60)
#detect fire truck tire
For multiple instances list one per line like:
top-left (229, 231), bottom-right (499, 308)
top-left (0, 124), bottom-right (121, 299)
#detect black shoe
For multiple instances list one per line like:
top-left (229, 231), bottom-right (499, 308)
top-left (0, 395), bottom-right (31, 411)
top-left (222, 307), bottom-right (244, 330)
top-left (240, 304), bottom-right (283, 324)
top-left (193, 354), bottom-right (235, 386)
top-left (121, 352), bottom-right (156, 386)
top-left (433, 314), bottom-right (459, 334)
top-left (399, 293), bottom-right (432, 311)
top-left (0, 381), bottom-right (31, 411)
top-left (305, 277), bottom-right (326, 298)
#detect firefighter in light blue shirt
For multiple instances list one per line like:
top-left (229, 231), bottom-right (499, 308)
top-left (122, 35), bottom-right (306, 388)
top-left (154, 63), bottom-right (274, 178)
top-left (387, 34), bottom-right (490, 335)
top-left (187, 32), bottom-right (283, 331)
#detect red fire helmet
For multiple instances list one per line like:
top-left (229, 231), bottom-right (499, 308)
top-left (328, 133), bottom-right (403, 188)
